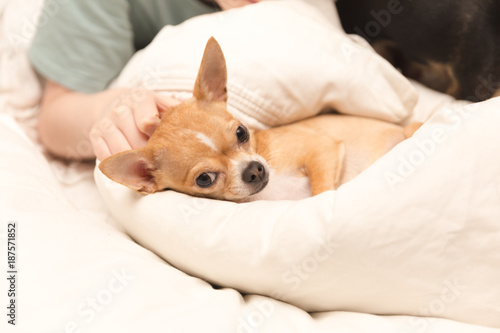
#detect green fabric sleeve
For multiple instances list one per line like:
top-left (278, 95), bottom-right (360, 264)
top-left (129, 0), bottom-right (220, 50)
top-left (28, 0), bottom-right (219, 93)
top-left (29, 0), bottom-right (134, 93)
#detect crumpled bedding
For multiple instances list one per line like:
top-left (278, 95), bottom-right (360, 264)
top-left (112, 0), bottom-right (419, 128)
top-left (1, 0), bottom-right (499, 332)
top-left (96, 98), bottom-right (500, 328)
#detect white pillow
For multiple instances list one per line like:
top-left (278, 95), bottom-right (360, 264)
top-left (112, 0), bottom-right (417, 129)
top-left (96, 97), bottom-right (500, 328)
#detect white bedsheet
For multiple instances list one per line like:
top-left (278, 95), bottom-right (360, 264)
top-left (1, 0), bottom-right (499, 332)
top-left (2, 110), bottom-right (499, 332)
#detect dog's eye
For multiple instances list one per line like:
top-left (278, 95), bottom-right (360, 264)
top-left (196, 172), bottom-right (217, 188)
top-left (236, 125), bottom-right (249, 143)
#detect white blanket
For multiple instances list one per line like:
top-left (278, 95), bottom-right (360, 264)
top-left (1, 0), bottom-right (499, 332)
top-left (96, 99), bottom-right (500, 328)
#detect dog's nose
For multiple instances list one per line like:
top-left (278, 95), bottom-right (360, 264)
top-left (242, 161), bottom-right (267, 183)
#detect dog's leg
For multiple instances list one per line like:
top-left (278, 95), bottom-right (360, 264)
top-left (304, 138), bottom-right (345, 195)
top-left (403, 122), bottom-right (423, 138)
top-left (256, 128), bottom-right (345, 196)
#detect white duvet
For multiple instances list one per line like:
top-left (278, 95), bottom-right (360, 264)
top-left (96, 100), bottom-right (500, 328)
top-left (1, 0), bottom-right (500, 332)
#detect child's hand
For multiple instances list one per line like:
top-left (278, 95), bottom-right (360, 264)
top-left (90, 88), bottom-right (180, 161)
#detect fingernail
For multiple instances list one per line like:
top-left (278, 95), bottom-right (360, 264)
top-left (142, 117), bottom-right (160, 136)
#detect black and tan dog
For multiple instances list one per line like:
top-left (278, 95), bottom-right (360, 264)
top-left (336, 0), bottom-right (500, 101)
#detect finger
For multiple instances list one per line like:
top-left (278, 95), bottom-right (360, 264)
top-left (100, 124), bottom-right (133, 156)
top-left (92, 114), bottom-right (134, 157)
top-left (89, 130), bottom-right (112, 161)
top-left (129, 89), bottom-right (162, 136)
top-left (155, 94), bottom-right (181, 118)
top-left (109, 103), bottom-right (149, 149)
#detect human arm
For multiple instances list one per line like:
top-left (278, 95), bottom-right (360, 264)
top-left (38, 80), bottom-right (179, 161)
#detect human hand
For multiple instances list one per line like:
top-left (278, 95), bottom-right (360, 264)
top-left (90, 88), bottom-right (180, 161)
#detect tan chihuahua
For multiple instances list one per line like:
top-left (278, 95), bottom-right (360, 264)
top-left (100, 37), bottom-right (419, 202)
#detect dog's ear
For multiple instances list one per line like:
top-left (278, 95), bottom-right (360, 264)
top-left (99, 148), bottom-right (159, 194)
top-left (193, 37), bottom-right (228, 103)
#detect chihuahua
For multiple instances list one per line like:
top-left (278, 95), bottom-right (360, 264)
top-left (99, 37), bottom-right (419, 202)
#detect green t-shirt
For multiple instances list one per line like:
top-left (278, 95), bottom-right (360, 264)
top-left (29, 0), bottom-right (219, 93)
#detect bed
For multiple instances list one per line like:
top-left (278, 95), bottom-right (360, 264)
top-left (2, 0), bottom-right (500, 332)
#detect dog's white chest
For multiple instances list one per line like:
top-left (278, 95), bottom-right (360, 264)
top-left (248, 170), bottom-right (311, 201)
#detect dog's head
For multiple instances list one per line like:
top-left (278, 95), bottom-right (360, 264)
top-left (99, 37), bottom-right (269, 201)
